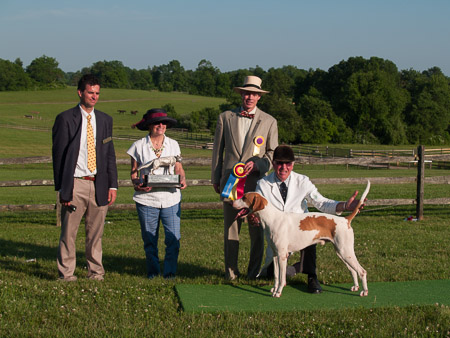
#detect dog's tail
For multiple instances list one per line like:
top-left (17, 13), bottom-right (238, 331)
top-left (345, 180), bottom-right (370, 222)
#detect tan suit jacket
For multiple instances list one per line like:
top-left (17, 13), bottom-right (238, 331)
top-left (211, 106), bottom-right (278, 279)
top-left (211, 107), bottom-right (278, 193)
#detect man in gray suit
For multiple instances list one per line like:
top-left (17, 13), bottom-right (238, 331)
top-left (211, 75), bottom-right (278, 280)
top-left (52, 74), bottom-right (118, 282)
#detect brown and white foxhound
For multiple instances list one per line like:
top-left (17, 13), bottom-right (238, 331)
top-left (233, 181), bottom-right (370, 298)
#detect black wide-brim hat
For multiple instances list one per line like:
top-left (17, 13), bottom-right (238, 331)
top-left (132, 108), bottom-right (177, 131)
top-left (273, 145), bottom-right (295, 163)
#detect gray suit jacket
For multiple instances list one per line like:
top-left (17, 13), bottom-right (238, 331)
top-left (52, 106), bottom-right (118, 206)
top-left (211, 107), bottom-right (278, 196)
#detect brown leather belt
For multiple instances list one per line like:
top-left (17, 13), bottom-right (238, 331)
top-left (77, 176), bottom-right (96, 181)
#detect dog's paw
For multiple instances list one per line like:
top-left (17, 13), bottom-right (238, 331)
top-left (351, 285), bottom-right (360, 292)
top-left (272, 291), bottom-right (281, 298)
top-left (360, 290), bottom-right (368, 297)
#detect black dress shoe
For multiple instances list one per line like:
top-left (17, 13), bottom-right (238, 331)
top-left (307, 275), bottom-right (322, 294)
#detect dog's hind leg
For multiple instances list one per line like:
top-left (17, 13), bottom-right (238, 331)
top-left (335, 250), bottom-right (359, 291)
top-left (336, 246), bottom-right (368, 297)
top-left (271, 256), bottom-right (280, 296)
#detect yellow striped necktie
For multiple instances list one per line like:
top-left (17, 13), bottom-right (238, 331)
top-left (86, 114), bottom-right (96, 173)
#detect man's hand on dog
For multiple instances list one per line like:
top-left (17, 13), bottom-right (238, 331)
top-left (341, 190), bottom-right (367, 212)
top-left (247, 213), bottom-right (260, 226)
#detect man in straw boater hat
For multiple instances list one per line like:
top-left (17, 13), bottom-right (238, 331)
top-left (211, 75), bottom-right (279, 280)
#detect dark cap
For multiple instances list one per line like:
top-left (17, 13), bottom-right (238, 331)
top-left (273, 145), bottom-right (295, 163)
top-left (131, 108), bottom-right (177, 131)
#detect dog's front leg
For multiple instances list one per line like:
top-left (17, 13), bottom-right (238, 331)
top-left (272, 252), bottom-right (288, 298)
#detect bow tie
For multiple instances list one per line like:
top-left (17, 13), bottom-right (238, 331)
top-left (240, 111), bottom-right (255, 119)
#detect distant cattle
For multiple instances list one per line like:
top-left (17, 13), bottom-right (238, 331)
top-left (131, 110), bottom-right (138, 115)
top-left (118, 110), bottom-right (126, 114)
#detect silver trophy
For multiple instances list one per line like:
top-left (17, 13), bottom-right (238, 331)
top-left (138, 156), bottom-right (181, 188)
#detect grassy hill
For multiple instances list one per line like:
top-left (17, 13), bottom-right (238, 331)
top-left (0, 87), bottom-right (225, 159)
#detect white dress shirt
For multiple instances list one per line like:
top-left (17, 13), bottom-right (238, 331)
top-left (74, 105), bottom-right (97, 177)
top-left (237, 106), bottom-right (257, 153)
top-left (127, 135), bottom-right (182, 208)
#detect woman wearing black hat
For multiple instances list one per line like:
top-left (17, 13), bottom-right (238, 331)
top-left (127, 108), bottom-right (186, 279)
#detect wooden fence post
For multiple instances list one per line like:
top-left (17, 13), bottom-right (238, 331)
top-left (416, 145), bottom-right (425, 221)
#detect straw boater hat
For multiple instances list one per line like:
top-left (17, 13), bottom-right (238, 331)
top-left (132, 108), bottom-right (177, 131)
top-left (233, 75), bottom-right (269, 94)
top-left (273, 145), bottom-right (295, 163)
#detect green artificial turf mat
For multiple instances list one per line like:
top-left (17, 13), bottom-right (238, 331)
top-left (175, 279), bottom-right (450, 313)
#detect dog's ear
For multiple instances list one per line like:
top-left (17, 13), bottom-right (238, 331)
top-left (243, 192), bottom-right (267, 212)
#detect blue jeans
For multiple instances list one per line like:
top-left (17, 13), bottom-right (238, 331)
top-left (136, 202), bottom-right (181, 278)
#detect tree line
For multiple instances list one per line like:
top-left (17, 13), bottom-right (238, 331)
top-left (1, 55), bottom-right (449, 145)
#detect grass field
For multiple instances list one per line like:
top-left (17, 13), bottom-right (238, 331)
top-left (0, 206), bottom-right (449, 337)
top-left (1, 88), bottom-right (449, 336)
top-left (0, 87), bottom-right (224, 159)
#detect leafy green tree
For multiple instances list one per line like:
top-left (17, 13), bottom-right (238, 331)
top-left (152, 64), bottom-right (172, 92)
top-left (178, 107), bottom-right (220, 133)
top-left (325, 57), bottom-right (400, 119)
top-left (168, 60), bottom-right (189, 92)
top-left (152, 60), bottom-right (188, 92)
top-left (14, 58), bottom-right (23, 68)
top-left (260, 67), bottom-right (308, 143)
top-left (26, 55), bottom-right (65, 89)
top-left (264, 67), bottom-right (295, 98)
top-left (89, 60), bottom-right (130, 88)
top-left (228, 69), bottom-right (253, 89)
top-left (260, 94), bottom-right (299, 144)
top-left (293, 69), bottom-right (327, 105)
top-left (344, 70), bottom-right (408, 144)
top-left (403, 67), bottom-right (450, 144)
top-left (128, 68), bottom-right (154, 90)
top-left (161, 103), bottom-right (180, 122)
top-left (296, 95), bottom-right (353, 144)
top-left (215, 73), bottom-right (231, 98)
top-left (0, 58), bottom-right (32, 91)
top-left (192, 59), bottom-right (219, 97)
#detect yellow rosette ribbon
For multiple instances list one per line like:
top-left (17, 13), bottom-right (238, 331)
top-left (221, 162), bottom-right (248, 200)
top-left (252, 136), bottom-right (265, 156)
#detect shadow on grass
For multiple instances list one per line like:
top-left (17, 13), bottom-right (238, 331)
top-left (0, 238), bottom-right (222, 280)
top-left (0, 238), bottom-right (145, 279)
top-left (177, 261), bottom-right (222, 278)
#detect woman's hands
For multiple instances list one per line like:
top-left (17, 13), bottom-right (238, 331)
top-left (132, 178), bottom-right (151, 192)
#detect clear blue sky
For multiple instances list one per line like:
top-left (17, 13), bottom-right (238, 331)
top-left (1, 0), bottom-right (450, 75)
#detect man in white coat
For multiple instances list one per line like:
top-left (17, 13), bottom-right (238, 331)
top-left (254, 145), bottom-right (360, 293)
